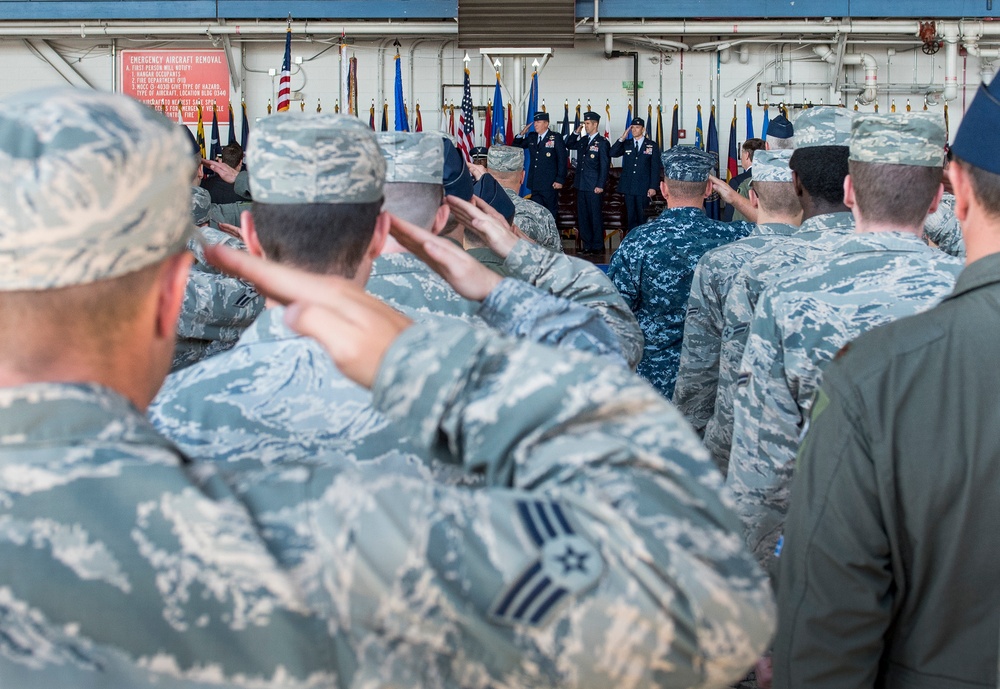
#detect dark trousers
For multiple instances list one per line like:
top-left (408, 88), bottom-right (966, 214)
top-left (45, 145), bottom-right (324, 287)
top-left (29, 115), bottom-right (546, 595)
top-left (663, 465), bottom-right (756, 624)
top-left (532, 186), bottom-right (560, 220)
top-left (624, 193), bottom-right (650, 232)
top-left (577, 189), bottom-right (604, 251)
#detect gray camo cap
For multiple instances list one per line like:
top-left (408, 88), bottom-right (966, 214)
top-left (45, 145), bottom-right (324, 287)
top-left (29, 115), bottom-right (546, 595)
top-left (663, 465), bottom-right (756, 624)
top-left (377, 131), bottom-right (444, 184)
top-left (191, 186), bottom-right (212, 225)
top-left (752, 149), bottom-right (794, 183)
top-left (0, 88), bottom-right (195, 291)
top-left (662, 145), bottom-right (716, 182)
top-left (793, 106), bottom-right (856, 148)
top-left (487, 145), bottom-right (524, 172)
top-left (248, 113), bottom-right (385, 204)
top-left (850, 112), bottom-right (946, 167)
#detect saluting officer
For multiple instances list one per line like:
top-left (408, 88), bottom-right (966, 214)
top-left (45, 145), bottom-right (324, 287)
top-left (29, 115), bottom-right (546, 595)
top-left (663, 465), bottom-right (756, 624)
top-left (610, 117), bottom-right (662, 232)
top-left (513, 111), bottom-right (567, 219)
top-left (567, 110), bottom-right (611, 255)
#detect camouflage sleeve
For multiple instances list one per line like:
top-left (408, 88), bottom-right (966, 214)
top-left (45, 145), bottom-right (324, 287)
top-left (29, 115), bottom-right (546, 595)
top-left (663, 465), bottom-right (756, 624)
top-left (726, 290), bottom-right (801, 578)
top-left (233, 169), bottom-right (252, 201)
top-left (922, 197), bottom-right (965, 260)
top-left (357, 319), bottom-right (776, 686)
top-left (673, 257), bottom-right (724, 436)
top-left (478, 278), bottom-right (627, 366)
top-left (505, 239), bottom-right (644, 368)
top-left (773, 378), bottom-right (893, 689)
top-left (209, 201), bottom-right (250, 228)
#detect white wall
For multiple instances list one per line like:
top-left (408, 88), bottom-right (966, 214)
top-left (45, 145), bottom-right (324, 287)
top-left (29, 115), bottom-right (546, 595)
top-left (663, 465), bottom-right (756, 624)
top-left (1, 34), bottom-right (992, 149)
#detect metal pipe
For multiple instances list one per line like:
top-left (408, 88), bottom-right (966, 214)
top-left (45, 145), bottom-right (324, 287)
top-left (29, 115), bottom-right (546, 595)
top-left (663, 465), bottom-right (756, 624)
top-left (591, 19), bottom-right (923, 35)
top-left (943, 23), bottom-right (960, 101)
top-left (815, 44), bottom-right (878, 104)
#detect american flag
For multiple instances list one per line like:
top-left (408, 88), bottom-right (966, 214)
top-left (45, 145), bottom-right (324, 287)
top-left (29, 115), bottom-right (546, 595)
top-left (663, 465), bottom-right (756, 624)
top-left (276, 29), bottom-right (291, 112)
top-left (456, 67), bottom-right (474, 163)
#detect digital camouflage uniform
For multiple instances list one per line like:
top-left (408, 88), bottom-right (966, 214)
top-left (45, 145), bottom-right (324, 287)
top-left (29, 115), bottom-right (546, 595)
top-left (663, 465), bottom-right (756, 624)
top-left (488, 145), bottom-right (564, 253)
top-left (923, 191), bottom-right (965, 259)
top-left (0, 91), bottom-right (778, 689)
top-left (609, 146), bottom-right (753, 397)
top-left (370, 239), bottom-right (644, 369)
top-left (727, 112), bottom-right (959, 576)
top-left (705, 107), bottom-right (860, 472)
top-left (673, 150), bottom-right (798, 473)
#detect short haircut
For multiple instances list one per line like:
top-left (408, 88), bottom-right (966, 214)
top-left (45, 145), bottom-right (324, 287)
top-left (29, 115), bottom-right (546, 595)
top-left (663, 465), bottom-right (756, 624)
top-left (954, 156), bottom-right (1000, 217)
top-left (752, 181), bottom-right (802, 217)
top-left (250, 200), bottom-right (383, 279)
top-left (789, 146), bottom-right (850, 205)
top-left (766, 135), bottom-right (795, 150)
top-left (665, 179), bottom-right (708, 200)
top-left (742, 138), bottom-right (766, 160)
top-left (848, 161), bottom-right (942, 227)
top-left (0, 260), bottom-right (164, 363)
top-left (221, 142), bottom-right (244, 168)
top-left (382, 182), bottom-right (443, 231)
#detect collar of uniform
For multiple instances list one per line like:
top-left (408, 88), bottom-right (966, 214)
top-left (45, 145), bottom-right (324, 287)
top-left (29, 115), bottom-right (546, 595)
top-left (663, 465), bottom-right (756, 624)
top-left (796, 211), bottom-right (855, 235)
top-left (944, 251), bottom-right (1000, 302)
top-left (833, 230), bottom-right (935, 256)
top-left (369, 251), bottom-right (435, 277)
top-left (660, 206), bottom-right (707, 221)
top-left (756, 222), bottom-right (799, 237)
top-left (0, 382), bottom-right (181, 456)
top-left (236, 305), bottom-right (299, 347)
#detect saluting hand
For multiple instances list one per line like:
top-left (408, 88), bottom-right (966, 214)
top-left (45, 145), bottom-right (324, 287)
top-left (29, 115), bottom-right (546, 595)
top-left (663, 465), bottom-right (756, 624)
top-left (202, 159), bottom-right (239, 184)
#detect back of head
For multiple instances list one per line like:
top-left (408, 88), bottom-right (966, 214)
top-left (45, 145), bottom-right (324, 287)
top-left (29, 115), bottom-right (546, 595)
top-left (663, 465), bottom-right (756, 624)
top-left (220, 142), bottom-right (244, 168)
top-left (661, 145), bottom-right (715, 204)
top-left (951, 70), bottom-right (1000, 218)
top-left (766, 115), bottom-right (794, 150)
top-left (248, 113), bottom-right (385, 278)
top-left (848, 111), bottom-right (946, 228)
top-left (486, 145), bottom-right (524, 189)
top-left (742, 138), bottom-right (766, 160)
top-left (789, 146), bottom-right (850, 205)
top-left (378, 131), bottom-right (445, 231)
top-left (751, 149), bottom-right (800, 217)
top-left (0, 88), bottom-right (195, 376)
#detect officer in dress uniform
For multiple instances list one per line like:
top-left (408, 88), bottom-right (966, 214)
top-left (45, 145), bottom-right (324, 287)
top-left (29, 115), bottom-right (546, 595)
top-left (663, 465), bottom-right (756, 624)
top-left (610, 117), bottom-right (662, 233)
top-left (513, 112), bottom-right (567, 220)
top-left (566, 111), bottom-right (611, 255)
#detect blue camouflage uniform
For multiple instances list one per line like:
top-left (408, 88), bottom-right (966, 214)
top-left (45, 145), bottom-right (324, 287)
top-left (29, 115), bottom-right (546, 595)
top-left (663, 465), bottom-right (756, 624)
top-left (609, 146), bottom-right (753, 397)
top-left (0, 89), bottom-right (778, 689)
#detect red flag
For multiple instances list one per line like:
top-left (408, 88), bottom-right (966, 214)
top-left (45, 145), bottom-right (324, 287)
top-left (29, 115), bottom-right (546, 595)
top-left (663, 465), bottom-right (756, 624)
top-left (505, 103), bottom-right (514, 144)
top-left (276, 29), bottom-right (291, 112)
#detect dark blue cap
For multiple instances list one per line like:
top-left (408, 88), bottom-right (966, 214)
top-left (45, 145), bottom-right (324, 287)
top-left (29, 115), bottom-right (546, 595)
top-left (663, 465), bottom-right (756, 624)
top-left (631, 117), bottom-right (645, 127)
top-left (473, 173), bottom-right (515, 222)
top-left (470, 146), bottom-right (488, 158)
top-left (533, 112), bottom-right (549, 122)
top-left (441, 137), bottom-right (473, 201)
top-left (583, 111), bottom-right (600, 123)
top-left (952, 70), bottom-right (1000, 174)
top-left (767, 115), bottom-right (794, 139)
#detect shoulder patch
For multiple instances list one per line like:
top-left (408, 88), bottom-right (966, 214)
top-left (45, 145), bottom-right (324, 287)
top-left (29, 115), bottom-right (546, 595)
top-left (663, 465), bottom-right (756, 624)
top-left (491, 500), bottom-right (604, 626)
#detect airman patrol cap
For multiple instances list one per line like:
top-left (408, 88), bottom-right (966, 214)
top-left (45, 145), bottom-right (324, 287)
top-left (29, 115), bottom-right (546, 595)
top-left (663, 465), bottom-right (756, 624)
top-left (191, 186), bottom-right (212, 225)
top-left (583, 111), bottom-right (601, 123)
top-left (533, 112), bottom-right (549, 122)
top-left (248, 113), bottom-right (385, 204)
top-left (376, 131), bottom-right (444, 184)
top-left (767, 114), bottom-right (794, 139)
top-left (662, 145), bottom-right (717, 182)
top-left (487, 145), bottom-right (524, 172)
top-left (631, 117), bottom-right (645, 127)
top-left (850, 112), bottom-right (946, 167)
top-left (0, 88), bottom-right (195, 291)
top-left (751, 149), bottom-right (794, 182)
top-left (794, 106), bottom-right (856, 148)
top-left (951, 68), bottom-right (1000, 174)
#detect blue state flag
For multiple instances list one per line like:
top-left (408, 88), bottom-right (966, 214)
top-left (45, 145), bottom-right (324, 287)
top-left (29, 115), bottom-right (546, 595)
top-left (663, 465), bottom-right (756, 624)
top-left (491, 71), bottom-right (505, 145)
top-left (762, 104), bottom-right (770, 139)
top-left (746, 102), bottom-right (754, 139)
top-left (624, 101), bottom-right (633, 139)
top-left (695, 103), bottom-right (704, 150)
top-left (209, 104), bottom-right (222, 160)
top-left (521, 70), bottom-right (538, 195)
top-left (705, 104), bottom-right (721, 220)
top-left (394, 52), bottom-right (409, 131)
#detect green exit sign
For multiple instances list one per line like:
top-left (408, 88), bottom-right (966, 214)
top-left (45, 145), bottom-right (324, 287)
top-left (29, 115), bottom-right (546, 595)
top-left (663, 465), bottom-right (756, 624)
top-left (622, 81), bottom-right (644, 90)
